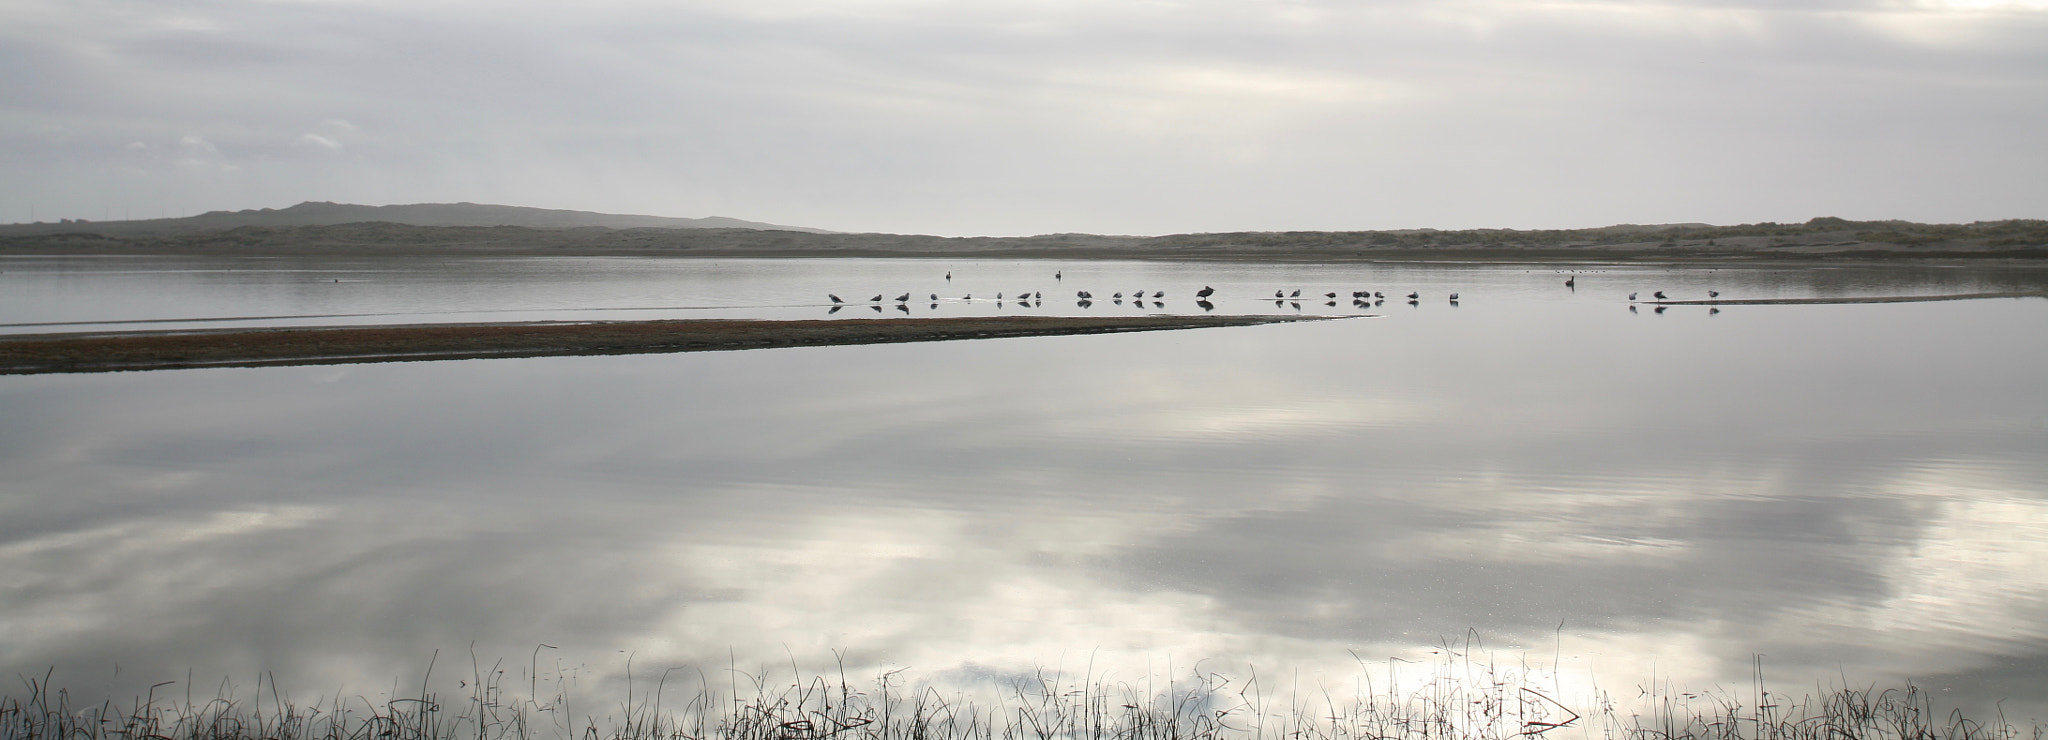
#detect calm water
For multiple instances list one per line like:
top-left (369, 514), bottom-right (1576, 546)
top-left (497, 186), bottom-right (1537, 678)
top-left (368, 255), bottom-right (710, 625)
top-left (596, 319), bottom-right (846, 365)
top-left (3, 256), bottom-right (2047, 725)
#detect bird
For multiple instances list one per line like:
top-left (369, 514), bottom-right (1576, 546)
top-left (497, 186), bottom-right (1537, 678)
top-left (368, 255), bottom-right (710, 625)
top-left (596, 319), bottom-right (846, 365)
top-left (1654, 305), bottom-right (1667, 314)
top-left (1275, 290), bottom-right (1285, 298)
top-left (870, 294), bottom-right (883, 302)
top-left (930, 293), bottom-right (939, 301)
top-left (1708, 290), bottom-right (1720, 298)
top-left (1077, 290), bottom-right (1091, 299)
top-left (1196, 286), bottom-right (1215, 299)
top-left (996, 292), bottom-right (1003, 300)
top-left (1653, 291), bottom-right (1666, 299)
top-left (1325, 292), bottom-right (1337, 299)
top-left (945, 271), bottom-right (952, 281)
top-left (1113, 292), bottom-right (1123, 299)
top-left (1152, 291), bottom-right (1163, 298)
top-left (896, 293), bottom-right (910, 303)
top-left (1629, 292), bottom-right (1638, 301)
top-left (1290, 289), bottom-right (1301, 297)
top-left (1448, 292), bottom-right (1460, 300)
top-left (1374, 292), bottom-right (1384, 299)
top-left (829, 294), bottom-right (843, 303)
top-left (1055, 271), bottom-right (1062, 280)
top-left (1033, 292), bottom-right (1042, 300)
top-left (963, 293), bottom-right (972, 300)
top-left (1407, 292), bottom-right (1419, 300)
top-left (1565, 276), bottom-right (1576, 288)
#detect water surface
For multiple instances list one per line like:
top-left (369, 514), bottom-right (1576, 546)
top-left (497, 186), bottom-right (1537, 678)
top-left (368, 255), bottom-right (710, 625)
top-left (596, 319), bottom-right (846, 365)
top-left (3, 257), bottom-right (2046, 725)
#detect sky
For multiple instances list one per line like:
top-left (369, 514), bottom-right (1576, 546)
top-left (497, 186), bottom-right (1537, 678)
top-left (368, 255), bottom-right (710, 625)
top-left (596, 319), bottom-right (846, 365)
top-left (2, 0), bottom-right (2045, 236)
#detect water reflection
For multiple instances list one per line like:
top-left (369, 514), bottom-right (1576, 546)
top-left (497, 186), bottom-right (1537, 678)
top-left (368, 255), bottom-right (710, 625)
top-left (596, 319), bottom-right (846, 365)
top-left (2, 261), bottom-right (2047, 721)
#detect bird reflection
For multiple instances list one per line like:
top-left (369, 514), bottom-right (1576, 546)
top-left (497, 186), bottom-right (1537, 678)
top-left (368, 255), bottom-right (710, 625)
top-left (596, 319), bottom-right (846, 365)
top-left (1629, 304), bottom-right (1638, 314)
top-left (896, 304), bottom-right (910, 314)
top-left (1710, 307), bottom-right (1720, 315)
top-left (1654, 305), bottom-right (1667, 314)
top-left (871, 305), bottom-right (883, 312)
top-left (828, 305), bottom-right (843, 314)
top-left (1077, 299), bottom-right (1093, 308)
top-left (929, 303), bottom-right (938, 310)
top-left (1196, 300), bottom-right (1215, 312)
top-left (1324, 301), bottom-right (1336, 307)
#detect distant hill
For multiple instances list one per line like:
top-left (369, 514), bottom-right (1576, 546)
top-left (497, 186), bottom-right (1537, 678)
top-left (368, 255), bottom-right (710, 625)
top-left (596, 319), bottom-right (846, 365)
top-left (0, 201), bottom-right (829, 236)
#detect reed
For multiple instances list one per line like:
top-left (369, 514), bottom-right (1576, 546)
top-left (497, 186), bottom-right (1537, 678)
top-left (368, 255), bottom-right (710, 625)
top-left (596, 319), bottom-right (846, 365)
top-left (3, 652), bottom-right (2036, 740)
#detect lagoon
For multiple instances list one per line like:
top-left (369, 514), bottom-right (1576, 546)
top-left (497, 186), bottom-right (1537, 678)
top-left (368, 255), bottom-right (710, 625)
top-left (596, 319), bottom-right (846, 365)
top-left (3, 256), bottom-right (2046, 729)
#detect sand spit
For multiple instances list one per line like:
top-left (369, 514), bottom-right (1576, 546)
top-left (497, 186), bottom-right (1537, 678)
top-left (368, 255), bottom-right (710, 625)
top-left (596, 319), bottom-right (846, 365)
top-left (0, 315), bottom-right (1346, 375)
top-left (1645, 291), bottom-right (2048, 305)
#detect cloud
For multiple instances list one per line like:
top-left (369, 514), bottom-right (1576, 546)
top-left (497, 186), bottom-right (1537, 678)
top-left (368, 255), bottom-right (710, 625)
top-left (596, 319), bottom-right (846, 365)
top-left (293, 132), bottom-right (341, 150)
top-left (0, 0), bottom-right (2043, 233)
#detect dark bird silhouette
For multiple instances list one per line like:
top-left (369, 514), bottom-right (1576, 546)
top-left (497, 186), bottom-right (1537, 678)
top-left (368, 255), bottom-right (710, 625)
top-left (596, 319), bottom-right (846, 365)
top-left (1325, 292), bottom-right (1337, 299)
top-left (1196, 286), bottom-right (1215, 299)
top-left (1374, 292), bottom-right (1384, 299)
top-left (1407, 292), bottom-right (1419, 300)
top-left (1152, 291), bottom-right (1164, 298)
top-left (930, 293), bottom-right (939, 301)
top-left (1629, 292), bottom-right (1638, 301)
top-left (1565, 276), bottom-right (1576, 288)
top-left (1113, 292), bottom-right (1123, 299)
top-left (829, 294), bottom-right (844, 303)
top-left (870, 294), bottom-right (883, 302)
top-left (896, 293), bottom-right (911, 303)
top-left (964, 293), bottom-right (972, 300)
top-left (1290, 289), bottom-right (1301, 297)
top-left (996, 292), bottom-right (1003, 300)
top-left (1275, 290), bottom-right (1286, 298)
top-left (945, 271), bottom-right (952, 281)
top-left (1628, 304), bottom-right (1638, 314)
top-left (1710, 306), bottom-right (1721, 315)
top-left (1077, 290), bottom-right (1091, 299)
top-left (1077, 299), bottom-right (1092, 308)
top-left (1196, 299), bottom-right (1215, 311)
top-left (1055, 271), bottom-right (1062, 281)
top-left (896, 304), bottom-right (910, 314)
top-left (1654, 305), bottom-right (1667, 314)
top-left (1034, 292), bottom-right (1042, 300)
top-left (1448, 292), bottom-right (1460, 300)
top-left (829, 305), bottom-right (843, 314)
top-left (1708, 290), bottom-right (1720, 298)
top-left (1654, 291), bottom-right (1667, 299)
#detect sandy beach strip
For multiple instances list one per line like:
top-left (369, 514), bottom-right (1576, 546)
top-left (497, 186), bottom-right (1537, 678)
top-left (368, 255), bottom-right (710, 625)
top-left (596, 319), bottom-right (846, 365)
top-left (1645, 291), bottom-right (2048, 305)
top-left (0, 315), bottom-right (1347, 375)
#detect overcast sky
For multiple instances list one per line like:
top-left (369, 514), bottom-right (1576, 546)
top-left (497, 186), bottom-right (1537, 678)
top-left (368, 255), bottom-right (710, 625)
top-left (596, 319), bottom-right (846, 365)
top-left (3, 0), bottom-right (2044, 235)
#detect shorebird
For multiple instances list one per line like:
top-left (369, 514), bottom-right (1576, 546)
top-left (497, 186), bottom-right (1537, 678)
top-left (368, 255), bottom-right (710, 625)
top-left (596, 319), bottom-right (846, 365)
top-left (1196, 286), bottom-right (1215, 299)
top-left (1055, 271), bottom-right (1062, 280)
top-left (1275, 290), bottom-right (1285, 298)
top-left (1629, 292), bottom-right (1638, 301)
top-left (1565, 276), bottom-right (1576, 288)
top-left (1374, 292), bottom-right (1384, 299)
top-left (1077, 290), bottom-right (1091, 298)
top-left (870, 294), bottom-right (884, 302)
top-left (1407, 291), bottom-right (1419, 299)
top-left (1113, 292), bottom-right (1123, 299)
top-left (963, 293), bottom-right (972, 300)
top-left (1708, 290), bottom-right (1720, 298)
top-left (896, 293), bottom-right (910, 303)
top-left (1325, 292), bottom-right (1338, 299)
top-left (829, 294), bottom-right (843, 303)
top-left (930, 293), bottom-right (938, 301)
top-left (1653, 291), bottom-right (1666, 299)
top-left (1448, 292), bottom-right (1460, 300)
top-left (995, 292), bottom-right (1003, 300)
top-left (945, 271), bottom-right (952, 281)
top-left (1290, 289), bottom-right (1301, 297)
top-left (1152, 291), bottom-right (1163, 298)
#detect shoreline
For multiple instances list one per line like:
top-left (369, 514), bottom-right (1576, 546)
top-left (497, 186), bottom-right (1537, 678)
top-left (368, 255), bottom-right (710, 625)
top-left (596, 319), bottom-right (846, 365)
top-left (0, 315), bottom-right (1347, 375)
top-left (1644, 291), bottom-right (2048, 305)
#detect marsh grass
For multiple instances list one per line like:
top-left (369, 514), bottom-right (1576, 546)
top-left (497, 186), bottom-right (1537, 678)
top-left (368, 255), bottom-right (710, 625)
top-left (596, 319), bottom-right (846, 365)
top-left (3, 650), bottom-right (2036, 740)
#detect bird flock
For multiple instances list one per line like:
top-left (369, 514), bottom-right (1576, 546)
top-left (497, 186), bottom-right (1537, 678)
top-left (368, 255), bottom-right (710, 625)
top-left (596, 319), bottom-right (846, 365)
top-left (824, 272), bottom-right (1729, 314)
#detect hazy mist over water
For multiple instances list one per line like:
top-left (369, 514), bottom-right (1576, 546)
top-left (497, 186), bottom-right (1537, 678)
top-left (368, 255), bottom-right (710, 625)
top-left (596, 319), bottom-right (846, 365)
top-left (3, 258), bottom-right (2047, 722)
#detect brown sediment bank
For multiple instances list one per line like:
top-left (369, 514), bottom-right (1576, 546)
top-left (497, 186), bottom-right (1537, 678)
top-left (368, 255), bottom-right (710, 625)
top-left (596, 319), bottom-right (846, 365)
top-left (0, 315), bottom-right (1347, 375)
top-left (1646, 291), bottom-right (2048, 305)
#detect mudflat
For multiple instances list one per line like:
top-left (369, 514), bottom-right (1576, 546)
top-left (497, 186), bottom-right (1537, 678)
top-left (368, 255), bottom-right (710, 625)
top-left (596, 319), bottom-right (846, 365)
top-left (0, 315), bottom-right (1345, 375)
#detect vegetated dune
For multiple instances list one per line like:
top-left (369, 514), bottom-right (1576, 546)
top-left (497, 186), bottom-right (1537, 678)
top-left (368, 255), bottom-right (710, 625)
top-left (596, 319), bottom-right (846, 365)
top-left (3, 212), bottom-right (2045, 260)
top-left (0, 201), bottom-right (827, 236)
